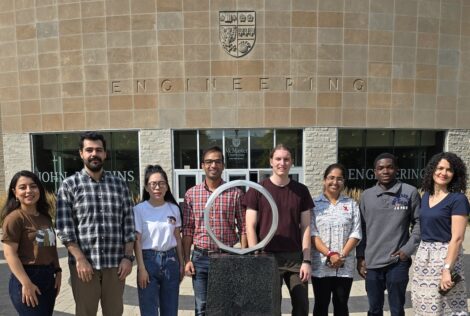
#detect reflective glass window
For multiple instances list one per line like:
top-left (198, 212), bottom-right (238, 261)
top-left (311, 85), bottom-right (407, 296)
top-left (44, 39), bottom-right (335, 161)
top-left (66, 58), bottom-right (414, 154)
top-left (339, 129), bottom-right (444, 189)
top-left (174, 130), bottom-right (197, 169)
top-left (276, 129), bottom-right (303, 166)
top-left (366, 130), bottom-right (393, 147)
top-left (250, 129), bottom-right (273, 168)
top-left (339, 129), bottom-right (364, 147)
top-left (394, 130), bottom-right (419, 146)
top-left (199, 130), bottom-right (223, 163)
top-left (225, 129), bottom-right (248, 168)
top-left (32, 131), bottom-right (139, 196)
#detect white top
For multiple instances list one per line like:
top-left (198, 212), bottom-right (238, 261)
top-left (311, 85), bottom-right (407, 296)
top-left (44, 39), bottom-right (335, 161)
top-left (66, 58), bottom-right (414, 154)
top-left (310, 194), bottom-right (362, 278)
top-left (134, 201), bottom-right (181, 251)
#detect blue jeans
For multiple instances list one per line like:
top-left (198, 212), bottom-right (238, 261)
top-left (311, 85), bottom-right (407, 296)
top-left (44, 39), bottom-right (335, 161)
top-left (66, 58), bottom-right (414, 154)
top-left (192, 249), bottom-right (210, 316)
top-left (138, 248), bottom-right (180, 316)
top-left (9, 265), bottom-right (57, 316)
top-left (366, 259), bottom-right (411, 316)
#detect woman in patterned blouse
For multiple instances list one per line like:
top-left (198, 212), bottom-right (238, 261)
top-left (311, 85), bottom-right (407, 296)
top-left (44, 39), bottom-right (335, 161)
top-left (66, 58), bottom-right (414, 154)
top-left (310, 163), bottom-right (362, 316)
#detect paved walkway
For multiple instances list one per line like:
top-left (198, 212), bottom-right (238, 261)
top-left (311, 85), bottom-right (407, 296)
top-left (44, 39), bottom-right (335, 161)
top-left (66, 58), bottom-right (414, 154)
top-left (1, 229), bottom-right (470, 315)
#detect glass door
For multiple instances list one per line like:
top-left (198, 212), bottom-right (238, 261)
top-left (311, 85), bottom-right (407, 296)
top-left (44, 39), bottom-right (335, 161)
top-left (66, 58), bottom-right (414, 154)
top-left (173, 170), bottom-right (204, 207)
top-left (224, 170), bottom-right (249, 192)
top-left (224, 169), bottom-right (249, 182)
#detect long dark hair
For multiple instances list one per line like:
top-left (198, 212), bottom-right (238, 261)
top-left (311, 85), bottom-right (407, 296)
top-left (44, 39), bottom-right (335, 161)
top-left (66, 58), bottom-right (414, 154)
top-left (142, 165), bottom-right (180, 210)
top-left (1, 170), bottom-right (51, 222)
top-left (421, 152), bottom-right (467, 194)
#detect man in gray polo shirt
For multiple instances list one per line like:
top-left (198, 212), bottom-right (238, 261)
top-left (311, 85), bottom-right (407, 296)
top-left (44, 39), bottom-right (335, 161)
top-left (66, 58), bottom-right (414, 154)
top-left (356, 153), bottom-right (420, 316)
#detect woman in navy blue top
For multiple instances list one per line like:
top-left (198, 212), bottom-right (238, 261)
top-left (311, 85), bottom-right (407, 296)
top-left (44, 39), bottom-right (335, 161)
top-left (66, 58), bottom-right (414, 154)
top-left (411, 152), bottom-right (470, 316)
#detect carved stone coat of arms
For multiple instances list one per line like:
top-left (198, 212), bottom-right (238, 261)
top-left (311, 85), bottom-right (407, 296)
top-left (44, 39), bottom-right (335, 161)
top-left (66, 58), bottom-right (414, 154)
top-left (219, 11), bottom-right (256, 58)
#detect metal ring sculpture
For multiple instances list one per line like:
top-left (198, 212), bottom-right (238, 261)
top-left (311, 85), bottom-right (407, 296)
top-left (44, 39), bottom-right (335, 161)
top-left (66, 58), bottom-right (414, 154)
top-left (204, 180), bottom-right (279, 255)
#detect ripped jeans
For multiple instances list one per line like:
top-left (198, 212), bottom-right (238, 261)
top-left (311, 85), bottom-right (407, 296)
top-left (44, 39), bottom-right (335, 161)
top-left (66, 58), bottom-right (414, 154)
top-left (138, 248), bottom-right (180, 316)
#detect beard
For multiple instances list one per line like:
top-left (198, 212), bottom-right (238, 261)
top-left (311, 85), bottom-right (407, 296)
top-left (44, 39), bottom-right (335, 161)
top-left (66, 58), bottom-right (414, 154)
top-left (84, 157), bottom-right (103, 172)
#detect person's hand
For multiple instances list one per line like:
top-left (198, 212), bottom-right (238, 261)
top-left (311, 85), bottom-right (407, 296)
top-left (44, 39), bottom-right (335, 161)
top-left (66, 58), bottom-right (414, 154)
top-left (329, 253), bottom-right (342, 267)
top-left (331, 255), bottom-right (346, 269)
top-left (185, 261), bottom-right (195, 276)
top-left (22, 281), bottom-right (41, 307)
top-left (391, 250), bottom-right (409, 261)
top-left (299, 263), bottom-right (311, 282)
top-left (137, 267), bottom-right (150, 289)
top-left (440, 269), bottom-right (454, 291)
top-left (357, 257), bottom-right (367, 279)
top-left (54, 272), bottom-right (62, 297)
top-left (118, 258), bottom-right (133, 281)
top-left (76, 257), bottom-right (94, 282)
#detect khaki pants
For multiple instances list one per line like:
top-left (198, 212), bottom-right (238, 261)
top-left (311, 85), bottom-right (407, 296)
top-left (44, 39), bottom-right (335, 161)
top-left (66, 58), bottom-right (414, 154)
top-left (69, 264), bottom-right (125, 316)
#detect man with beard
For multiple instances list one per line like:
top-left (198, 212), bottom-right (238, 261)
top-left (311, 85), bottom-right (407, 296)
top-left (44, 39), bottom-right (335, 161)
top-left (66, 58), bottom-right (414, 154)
top-left (356, 153), bottom-right (420, 316)
top-left (182, 146), bottom-right (247, 316)
top-left (56, 131), bottom-right (135, 316)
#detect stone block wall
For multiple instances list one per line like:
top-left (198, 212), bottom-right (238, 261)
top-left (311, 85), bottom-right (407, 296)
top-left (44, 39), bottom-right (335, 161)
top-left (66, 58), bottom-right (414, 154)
top-left (2, 133), bottom-right (32, 191)
top-left (446, 130), bottom-right (470, 175)
top-left (304, 127), bottom-right (337, 196)
top-left (1, 0), bottom-right (469, 133)
top-left (139, 129), bottom-right (173, 193)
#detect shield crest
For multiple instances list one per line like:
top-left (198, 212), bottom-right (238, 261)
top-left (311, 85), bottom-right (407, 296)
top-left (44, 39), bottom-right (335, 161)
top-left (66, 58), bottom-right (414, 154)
top-left (232, 137), bottom-right (241, 147)
top-left (219, 11), bottom-right (256, 58)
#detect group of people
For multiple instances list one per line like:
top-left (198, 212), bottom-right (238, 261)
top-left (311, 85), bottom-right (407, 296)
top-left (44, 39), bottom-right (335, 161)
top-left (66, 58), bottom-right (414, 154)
top-left (1, 130), bottom-right (469, 316)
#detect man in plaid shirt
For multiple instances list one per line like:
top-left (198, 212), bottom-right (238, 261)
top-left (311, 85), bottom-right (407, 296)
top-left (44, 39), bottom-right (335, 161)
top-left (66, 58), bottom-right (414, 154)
top-left (183, 146), bottom-right (247, 316)
top-left (55, 131), bottom-right (135, 316)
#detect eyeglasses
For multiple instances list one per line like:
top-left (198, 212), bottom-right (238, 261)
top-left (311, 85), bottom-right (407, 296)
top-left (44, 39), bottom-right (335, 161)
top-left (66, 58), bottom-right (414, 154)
top-left (203, 159), bottom-right (223, 165)
top-left (148, 181), bottom-right (167, 189)
top-left (326, 176), bottom-right (344, 183)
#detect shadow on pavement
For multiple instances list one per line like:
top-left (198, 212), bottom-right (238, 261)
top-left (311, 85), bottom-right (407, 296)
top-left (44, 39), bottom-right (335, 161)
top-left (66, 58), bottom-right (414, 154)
top-left (1, 251), bottom-right (470, 315)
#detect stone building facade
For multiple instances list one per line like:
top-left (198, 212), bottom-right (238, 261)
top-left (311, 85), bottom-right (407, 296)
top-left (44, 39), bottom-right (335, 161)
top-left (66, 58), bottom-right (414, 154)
top-left (0, 0), bottom-right (469, 195)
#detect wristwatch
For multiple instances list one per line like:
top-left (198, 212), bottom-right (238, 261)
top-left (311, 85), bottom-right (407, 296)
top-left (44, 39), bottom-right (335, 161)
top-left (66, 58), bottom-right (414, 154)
top-left (443, 263), bottom-right (452, 271)
top-left (123, 254), bottom-right (135, 263)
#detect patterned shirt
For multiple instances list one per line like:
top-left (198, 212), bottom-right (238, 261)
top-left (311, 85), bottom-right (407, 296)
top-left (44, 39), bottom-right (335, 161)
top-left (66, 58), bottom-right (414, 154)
top-left (311, 194), bottom-right (362, 278)
top-left (56, 169), bottom-right (135, 269)
top-left (182, 181), bottom-right (245, 250)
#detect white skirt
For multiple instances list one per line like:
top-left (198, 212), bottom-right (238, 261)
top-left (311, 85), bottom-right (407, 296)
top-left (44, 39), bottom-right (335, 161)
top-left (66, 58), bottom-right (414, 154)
top-left (411, 241), bottom-right (468, 315)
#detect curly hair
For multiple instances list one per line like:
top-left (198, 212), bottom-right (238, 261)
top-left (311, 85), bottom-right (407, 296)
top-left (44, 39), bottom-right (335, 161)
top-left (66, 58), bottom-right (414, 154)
top-left (421, 152), bottom-right (467, 194)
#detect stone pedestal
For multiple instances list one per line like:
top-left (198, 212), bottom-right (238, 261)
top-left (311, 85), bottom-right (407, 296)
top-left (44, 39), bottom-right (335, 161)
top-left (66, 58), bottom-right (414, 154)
top-left (206, 253), bottom-right (280, 316)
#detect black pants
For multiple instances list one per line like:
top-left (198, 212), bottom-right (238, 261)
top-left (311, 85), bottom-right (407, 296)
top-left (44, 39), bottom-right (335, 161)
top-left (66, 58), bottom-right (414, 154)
top-left (275, 252), bottom-right (309, 316)
top-left (312, 276), bottom-right (353, 316)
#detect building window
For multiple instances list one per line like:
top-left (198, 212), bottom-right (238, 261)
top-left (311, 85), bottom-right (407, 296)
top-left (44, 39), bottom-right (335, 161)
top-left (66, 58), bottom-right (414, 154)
top-left (338, 129), bottom-right (445, 189)
top-left (32, 131), bottom-right (139, 196)
top-left (250, 129), bottom-right (273, 168)
top-left (172, 129), bottom-right (304, 204)
top-left (173, 129), bottom-right (303, 170)
top-left (174, 130), bottom-right (197, 169)
top-left (225, 129), bottom-right (248, 169)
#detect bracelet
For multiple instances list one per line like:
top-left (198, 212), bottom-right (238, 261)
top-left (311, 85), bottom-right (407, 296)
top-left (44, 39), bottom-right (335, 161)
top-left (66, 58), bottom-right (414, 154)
top-left (326, 250), bottom-right (339, 258)
top-left (302, 259), bottom-right (311, 265)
